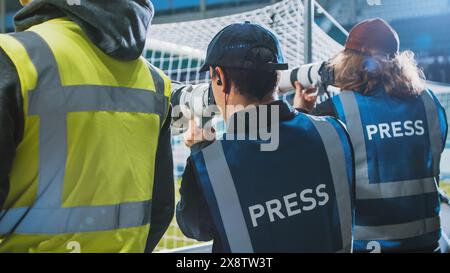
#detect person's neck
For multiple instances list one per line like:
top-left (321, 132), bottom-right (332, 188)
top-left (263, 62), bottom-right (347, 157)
top-left (223, 91), bottom-right (278, 122)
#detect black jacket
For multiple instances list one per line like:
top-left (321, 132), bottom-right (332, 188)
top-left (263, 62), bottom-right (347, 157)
top-left (310, 99), bottom-right (338, 117)
top-left (0, 0), bottom-right (173, 252)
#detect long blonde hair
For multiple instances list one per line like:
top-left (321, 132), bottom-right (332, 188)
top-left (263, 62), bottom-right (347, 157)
top-left (330, 49), bottom-right (426, 97)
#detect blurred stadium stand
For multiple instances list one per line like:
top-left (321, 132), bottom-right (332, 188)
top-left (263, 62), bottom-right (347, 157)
top-left (153, 0), bottom-right (277, 13)
top-left (318, 0), bottom-right (450, 25)
top-left (152, 0), bottom-right (278, 24)
top-left (318, 0), bottom-right (450, 83)
top-left (0, 1), bottom-right (20, 32)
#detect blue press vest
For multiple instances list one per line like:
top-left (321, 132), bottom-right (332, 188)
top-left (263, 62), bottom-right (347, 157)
top-left (192, 112), bottom-right (354, 253)
top-left (332, 88), bottom-right (448, 252)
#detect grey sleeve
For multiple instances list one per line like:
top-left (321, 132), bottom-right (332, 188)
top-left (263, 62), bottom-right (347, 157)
top-left (145, 107), bottom-right (175, 252)
top-left (296, 98), bottom-right (338, 118)
top-left (0, 47), bottom-right (24, 210)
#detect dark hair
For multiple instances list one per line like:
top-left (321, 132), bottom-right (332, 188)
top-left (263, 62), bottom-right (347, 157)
top-left (213, 68), bottom-right (279, 101)
top-left (211, 46), bottom-right (280, 101)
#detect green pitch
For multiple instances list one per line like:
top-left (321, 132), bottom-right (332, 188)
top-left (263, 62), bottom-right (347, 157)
top-left (155, 179), bottom-right (202, 251)
top-left (442, 182), bottom-right (450, 196)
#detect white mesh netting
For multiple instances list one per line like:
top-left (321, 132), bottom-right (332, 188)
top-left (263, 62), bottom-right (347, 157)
top-left (146, 0), bottom-right (343, 84)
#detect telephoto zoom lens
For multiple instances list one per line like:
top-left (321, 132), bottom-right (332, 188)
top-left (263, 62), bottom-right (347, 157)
top-left (278, 63), bottom-right (322, 93)
top-left (170, 82), bottom-right (216, 135)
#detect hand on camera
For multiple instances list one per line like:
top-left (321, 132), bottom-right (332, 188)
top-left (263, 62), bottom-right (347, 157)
top-left (293, 81), bottom-right (318, 113)
top-left (184, 119), bottom-right (216, 148)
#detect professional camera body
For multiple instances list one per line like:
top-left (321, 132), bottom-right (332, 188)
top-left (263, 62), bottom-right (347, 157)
top-left (171, 82), bottom-right (217, 135)
top-left (278, 62), bottom-right (335, 96)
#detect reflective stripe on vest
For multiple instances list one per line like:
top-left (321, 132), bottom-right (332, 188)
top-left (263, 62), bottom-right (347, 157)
top-left (353, 216), bottom-right (440, 241)
top-left (337, 91), bottom-right (442, 241)
top-left (308, 116), bottom-right (353, 252)
top-left (0, 31), bottom-right (166, 235)
top-left (0, 201), bottom-right (151, 234)
top-left (421, 90), bottom-right (444, 175)
top-left (201, 116), bottom-right (353, 253)
top-left (202, 141), bottom-right (254, 253)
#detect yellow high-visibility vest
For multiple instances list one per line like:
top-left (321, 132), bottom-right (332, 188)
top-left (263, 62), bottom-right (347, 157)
top-left (0, 18), bottom-right (171, 253)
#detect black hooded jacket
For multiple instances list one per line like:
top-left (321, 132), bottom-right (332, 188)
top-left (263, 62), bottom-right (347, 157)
top-left (0, 0), bottom-right (174, 252)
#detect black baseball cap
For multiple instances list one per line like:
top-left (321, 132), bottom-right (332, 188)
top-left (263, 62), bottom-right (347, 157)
top-left (199, 22), bottom-right (289, 72)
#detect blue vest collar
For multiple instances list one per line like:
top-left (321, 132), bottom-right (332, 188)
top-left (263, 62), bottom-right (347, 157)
top-left (226, 100), bottom-right (296, 134)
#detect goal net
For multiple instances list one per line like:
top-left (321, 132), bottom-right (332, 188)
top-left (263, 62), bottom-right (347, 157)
top-left (144, 0), bottom-right (450, 252)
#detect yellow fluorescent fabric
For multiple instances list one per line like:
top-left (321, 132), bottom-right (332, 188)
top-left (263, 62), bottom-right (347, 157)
top-left (4, 116), bottom-right (39, 209)
top-left (31, 18), bottom-right (156, 89)
top-left (0, 225), bottom-right (150, 253)
top-left (0, 17), bottom-right (171, 253)
top-left (63, 112), bottom-right (160, 207)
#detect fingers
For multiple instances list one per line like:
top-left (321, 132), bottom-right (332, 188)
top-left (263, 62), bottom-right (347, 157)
top-left (295, 82), bottom-right (317, 95)
top-left (304, 89), bottom-right (318, 102)
top-left (294, 81), bottom-right (304, 92)
top-left (203, 126), bottom-right (216, 142)
top-left (184, 120), bottom-right (201, 147)
top-left (304, 87), bottom-right (317, 94)
top-left (184, 119), bottom-right (216, 148)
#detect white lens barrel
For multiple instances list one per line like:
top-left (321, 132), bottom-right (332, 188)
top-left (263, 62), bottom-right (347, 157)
top-left (179, 85), bottom-right (194, 119)
top-left (278, 70), bottom-right (294, 93)
top-left (190, 83), bottom-right (210, 117)
top-left (278, 63), bottom-right (322, 93)
top-left (298, 63), bottom-right (321, 89)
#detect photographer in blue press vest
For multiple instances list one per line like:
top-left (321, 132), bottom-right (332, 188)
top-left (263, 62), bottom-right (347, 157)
top-left (176, 22), bottom-right (355, 253)
top-left (294, 18), bottom-right (448, 253)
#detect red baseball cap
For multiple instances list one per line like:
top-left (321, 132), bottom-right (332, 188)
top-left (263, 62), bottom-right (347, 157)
top-left (345, 18), bottom-right (400, 57)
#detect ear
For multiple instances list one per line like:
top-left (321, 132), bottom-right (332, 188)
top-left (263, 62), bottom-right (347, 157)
top-left (215, 67), bottom-right (228, 95)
